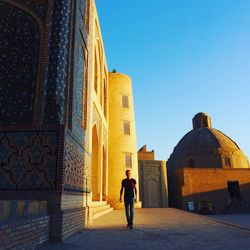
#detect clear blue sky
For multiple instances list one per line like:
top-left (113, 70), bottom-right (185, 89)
top-left (95, 0), bottom-right (250, 161)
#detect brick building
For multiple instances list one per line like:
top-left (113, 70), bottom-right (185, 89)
top-left (0, 1), bottom-right (92, 248)
top-left (0, 0), bottom-right (139, 249)
top-left (172, 168), bottom-right (250, 213)
top-left (167, 113), bottom-right (250, 214)
top-left (138, 145), bottom-right (168, 208)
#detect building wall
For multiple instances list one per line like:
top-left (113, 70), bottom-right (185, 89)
top-left (0, 0), bottom-right (91, 247)
top-left (138, 160), bottom-right (168, 208)
top-left (87, 0), bottom-right (109, 203)
top-left (0, 0), bottom-right (140, 247)
top-left (173, 168), bottom-right (250, 213)
top-left (138, 145), bottom-right (155, 161)
top-left (0, 216), bottom-right (50, 250)
top-left (108, 72), bottom-right (140, 209)
top-left (0, 200), bottom-right (49, 248)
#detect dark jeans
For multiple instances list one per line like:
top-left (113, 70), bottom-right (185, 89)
top-left (124, 197), bottom-right (134, 225)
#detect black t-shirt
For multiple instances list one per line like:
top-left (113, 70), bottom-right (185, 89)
top-left (122, 178), bottom-right (136, 199)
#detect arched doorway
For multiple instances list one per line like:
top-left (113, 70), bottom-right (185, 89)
top-left (92, 125), bottom-right (100, 201)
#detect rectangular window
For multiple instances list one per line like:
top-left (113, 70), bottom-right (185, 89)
top-left (122, 95), bottom-right (129, 108)
top-left (125, 153), bottom-right (132, 168)
top-left (123, 121), bottom-right (130, 135)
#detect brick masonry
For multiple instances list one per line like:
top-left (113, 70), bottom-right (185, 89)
top-left (172, 168), bottom-right (250, 213)
top-left (0, 0), bottom-right (90, 248)
top-left (0, 215), bottom-right (49, 250)
top-left (62, 207), bottom-right (89, 240)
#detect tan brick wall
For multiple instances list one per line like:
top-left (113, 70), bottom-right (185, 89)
top-left (138, 151), bottom-right (155, 161)
top-left (174, 168), bottom-right (250, 213)
top-left (181, 168), bottom-right (250, 195)
top-left (138, 145), bottom-right (155, 161)
top-left (108, 72), bottom-right (140, 209)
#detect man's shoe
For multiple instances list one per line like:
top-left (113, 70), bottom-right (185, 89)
top-left (127, 223), bottom-right (129, 227)
top-left (129, 224), bottom-right (133, 229)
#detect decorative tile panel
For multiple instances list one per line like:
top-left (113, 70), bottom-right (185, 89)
top-left (0, 3), bottom-right (39, 125)
top-left (64, 131), bottom-right (90, 192)
top-left (44, 0), bottom-right (71, 124)
top-left (0, 131), bottom-right (58, 189)
top-left (12, 0), bottom-right (49, 24)
top-left (71, 0), bottom-right (88, 144)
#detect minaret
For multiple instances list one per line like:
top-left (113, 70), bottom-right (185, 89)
top-left (108, 71), bottom-right (140, 209)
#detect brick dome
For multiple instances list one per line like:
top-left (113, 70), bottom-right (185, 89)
top-left (168, 113), bottom-right (249, 170)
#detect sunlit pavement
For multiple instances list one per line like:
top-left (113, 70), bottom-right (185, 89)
top-left (40, 208), bottom-right (250, 250)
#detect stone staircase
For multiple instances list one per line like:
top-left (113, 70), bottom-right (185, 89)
top-left (90, 201), bottom-right (113, 220)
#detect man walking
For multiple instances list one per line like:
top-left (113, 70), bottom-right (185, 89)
top-left (119, 169), bottom-right (137, 229)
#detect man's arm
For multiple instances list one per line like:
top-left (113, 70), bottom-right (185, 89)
top-left (119, 184), bottom-right (123, 202)
top-left (134, 184), bottom-right (137, 202)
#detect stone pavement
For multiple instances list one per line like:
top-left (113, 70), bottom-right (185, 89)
top-left (40, 208), bottom-right (250, 250)
top-left (207, 214), bottom-right (250, 230)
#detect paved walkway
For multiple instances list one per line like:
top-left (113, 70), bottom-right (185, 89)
top-left (41, 208), bottom-right (250, 250)
top-left (207, 214), bottom-right (250, 230)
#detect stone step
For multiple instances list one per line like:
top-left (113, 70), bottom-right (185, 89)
top-left (93, 207), bottom-right (113, 220)
top-left (91, 201), bottom-right (108, 207)
top-left (90, 201), bottom-right (113, 220)
top-left (92, 204), bottom-right (111, 213)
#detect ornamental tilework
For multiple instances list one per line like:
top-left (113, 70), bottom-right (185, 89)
top-left (0, 3), bottom-right (39, 125)
top-left (17, 0), bottom-right (48, 23)
top-left (64, 131), bottom-right (90, 192)
top-left (72, 44), bottom-right (84, 143)
top-left (0, 131), bottom-right (58, 189)
top-left (72, 0), bottom-right (88, 144)
top-left (44, 0), bottom-right (71, 124)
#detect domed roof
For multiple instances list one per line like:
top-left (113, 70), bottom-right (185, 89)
top-left (173, 112), bottom-right (239, 153)
top-left (174, 127), bottom-right (239, 153)
top-left (168, 112), bottom-right (250, 170)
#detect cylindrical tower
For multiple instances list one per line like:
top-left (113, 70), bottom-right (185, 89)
top-left (108, 71), bottom-right (140, 209)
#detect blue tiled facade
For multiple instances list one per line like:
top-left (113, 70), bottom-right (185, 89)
top-left (64, 131), bottom-right (91, 193)
top-left (0, 0), bottom-right (90, 243)
top-left (0, 131), bottom-right (58, 189)
top-left (0, 0), bottom-right (91, 243)
top-left (0, 2), bottom-right (40, 125)
top-left (0, 0), bottom-right (88, 192)
top-left (44, 0), bottom-right (72, 124)
top-left (71, 0), bottom-right (88, 145)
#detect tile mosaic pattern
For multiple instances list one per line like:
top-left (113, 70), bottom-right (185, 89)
top-left (64, 132), bottom-right (90, 192)
top-left (18, 0), bottom-right (48, 23)
top-left (44, 0), bottom-right (71, 124)
top-left (0, 3), bottom-right (39, 125)
top-left (72, 0), bottom-right (88, 144)
top-left (0, 131), bottom-right (58, 189)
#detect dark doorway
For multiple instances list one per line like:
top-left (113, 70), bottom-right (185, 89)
top-left (227, 181), bottom-right (241, 199)
top-left (188, 159), bottom-right (195, 167)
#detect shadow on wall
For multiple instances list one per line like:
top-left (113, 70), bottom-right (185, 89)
top-left (168, 167), bottom-right (250, 214)
top-left (173, 182), bottom-right (250, 214)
